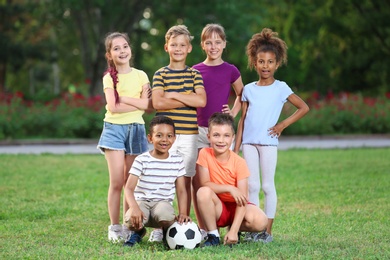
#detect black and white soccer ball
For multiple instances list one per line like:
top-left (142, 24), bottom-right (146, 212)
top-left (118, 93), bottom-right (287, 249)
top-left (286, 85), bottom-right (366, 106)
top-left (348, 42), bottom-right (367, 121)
top-left (166, 221), bottom-right (202, 250)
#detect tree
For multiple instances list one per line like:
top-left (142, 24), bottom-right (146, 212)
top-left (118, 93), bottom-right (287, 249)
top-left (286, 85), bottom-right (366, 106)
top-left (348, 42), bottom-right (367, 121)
top-left (258, 0), bottom-right (390, 95)
top-left (0, 1), bottom-right (52, 94)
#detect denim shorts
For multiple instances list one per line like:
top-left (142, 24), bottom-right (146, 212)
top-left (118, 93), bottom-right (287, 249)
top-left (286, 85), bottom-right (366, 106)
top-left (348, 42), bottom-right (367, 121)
top-left (97, 122), bottom-right (148, 155)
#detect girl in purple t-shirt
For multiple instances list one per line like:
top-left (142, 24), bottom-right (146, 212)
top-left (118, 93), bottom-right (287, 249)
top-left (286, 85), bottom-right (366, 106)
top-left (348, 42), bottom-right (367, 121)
top-left (192, 23), bottom-right (244, 237)
top-left (193, 24), bottom-right (244, 148)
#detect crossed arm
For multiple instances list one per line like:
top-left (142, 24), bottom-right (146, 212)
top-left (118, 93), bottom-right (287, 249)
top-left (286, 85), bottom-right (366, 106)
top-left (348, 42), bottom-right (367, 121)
top-left (152, 87), bottom-right (207, 110)
top-left (105, 83), bottom-right (152, 113)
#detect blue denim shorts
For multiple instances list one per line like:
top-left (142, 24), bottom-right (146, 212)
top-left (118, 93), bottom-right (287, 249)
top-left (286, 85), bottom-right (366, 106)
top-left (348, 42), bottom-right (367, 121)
top-left (97, 122), bottom-right (148, 155)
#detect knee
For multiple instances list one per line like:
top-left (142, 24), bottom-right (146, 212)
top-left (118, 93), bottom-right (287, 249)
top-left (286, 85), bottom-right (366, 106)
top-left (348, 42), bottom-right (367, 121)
top-left (254, 210), bottom-right (268, 231)
top-left (245, 207), bottom-right (268, 231)
top-left (196, 186), bottom-right (212, 203)
top-left (249, 183), bottom-right (260, 194)
top-left (261, 183), bottom-right (275, 195)
top-left (110, 180), bottom-right (124, 192)
top-left (159, 220), bottom-right (175, 229)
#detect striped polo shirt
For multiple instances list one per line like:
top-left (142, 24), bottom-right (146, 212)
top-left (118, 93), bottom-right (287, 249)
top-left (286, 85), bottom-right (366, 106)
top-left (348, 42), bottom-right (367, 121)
top-left (152, 66), bottom-right (204, 134)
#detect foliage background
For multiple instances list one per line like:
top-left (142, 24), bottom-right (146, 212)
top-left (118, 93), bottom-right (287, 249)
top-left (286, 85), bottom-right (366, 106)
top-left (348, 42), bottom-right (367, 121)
top-left (1, 0), bottom-right (389, 97)
top-left (1, 1), bottom-right (389, 140)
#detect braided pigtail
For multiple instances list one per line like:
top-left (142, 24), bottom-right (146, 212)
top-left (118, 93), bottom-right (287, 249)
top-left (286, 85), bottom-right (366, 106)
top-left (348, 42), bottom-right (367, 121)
top-left (103, 65), bottom-right (119, 104)
top-left (104, 32), bottom-right (131, 104)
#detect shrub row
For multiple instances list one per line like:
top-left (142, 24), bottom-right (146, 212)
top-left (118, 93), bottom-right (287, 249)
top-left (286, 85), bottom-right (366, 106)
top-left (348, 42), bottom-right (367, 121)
top-left (0, 92), bottom-right (389, 140)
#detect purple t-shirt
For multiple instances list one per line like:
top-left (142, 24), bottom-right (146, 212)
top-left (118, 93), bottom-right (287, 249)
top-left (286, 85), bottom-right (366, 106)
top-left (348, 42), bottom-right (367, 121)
top-left (192, 62), bottom-right (240, 127)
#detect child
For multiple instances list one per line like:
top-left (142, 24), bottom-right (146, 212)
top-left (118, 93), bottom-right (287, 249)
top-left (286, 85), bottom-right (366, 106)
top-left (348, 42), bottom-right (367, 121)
top-left (193, 23), bottom-right (243, 139)
top-left (234, 28), bottom-right (310, 242)
top-left (196, 113), bottom-right (268, 246)
top-left (151, 25), bottom-right (206, 242)
top-left (192, 23), bottom-right (244, 233)
top-left (97, 32), bottom-right (152, 242)
top-left (123, 116), bottom-right (191, 247)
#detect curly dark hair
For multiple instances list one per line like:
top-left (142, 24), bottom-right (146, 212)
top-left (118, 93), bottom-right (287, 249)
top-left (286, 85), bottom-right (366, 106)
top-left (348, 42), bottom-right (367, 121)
top-left (246, 28), bottom-right (288, 70)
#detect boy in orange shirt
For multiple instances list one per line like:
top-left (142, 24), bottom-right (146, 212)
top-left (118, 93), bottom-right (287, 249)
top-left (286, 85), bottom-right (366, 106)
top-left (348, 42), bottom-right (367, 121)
top-left (196, 113), bottom-right (268, 246)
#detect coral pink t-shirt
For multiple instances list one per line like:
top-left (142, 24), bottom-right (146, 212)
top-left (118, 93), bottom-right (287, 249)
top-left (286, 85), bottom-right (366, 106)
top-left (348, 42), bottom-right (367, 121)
top-left (196, 147), bottom-right (250, 202)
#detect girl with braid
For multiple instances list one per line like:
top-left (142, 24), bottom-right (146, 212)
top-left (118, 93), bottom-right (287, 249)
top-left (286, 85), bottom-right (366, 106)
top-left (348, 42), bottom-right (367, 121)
top-left (234, 28), bottom-right (309, 243)
top-left (97, 32), bottom-right (152, 242)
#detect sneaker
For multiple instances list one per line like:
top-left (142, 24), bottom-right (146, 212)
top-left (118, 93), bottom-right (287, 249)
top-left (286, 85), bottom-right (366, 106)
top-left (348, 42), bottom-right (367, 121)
top-left (243, 232), bottom-right (256, 242)
top-left (148, 228), bottom-right (163, 242)
top-left (200, 229), bottom-right (208, 241)
top-left (108, 224), bottom-right (123, 242)
top-left (122, 224), bottom-right (133, 240)
top-left (123, 227), bottom-right (146, 247)
top-left (252, 231), bottom-right (273, 243)
top-left (203, 234), bottom-right (220, 247)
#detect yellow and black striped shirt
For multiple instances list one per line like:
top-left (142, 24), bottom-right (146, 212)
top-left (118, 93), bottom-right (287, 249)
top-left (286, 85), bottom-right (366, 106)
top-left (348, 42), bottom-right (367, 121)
top-left (152, 66), bottom-right (204, 134)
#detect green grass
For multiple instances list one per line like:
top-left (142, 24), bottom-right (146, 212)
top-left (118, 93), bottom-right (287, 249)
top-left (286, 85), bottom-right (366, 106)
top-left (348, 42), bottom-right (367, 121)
top-left (1, 148), bottom-right (389, 259)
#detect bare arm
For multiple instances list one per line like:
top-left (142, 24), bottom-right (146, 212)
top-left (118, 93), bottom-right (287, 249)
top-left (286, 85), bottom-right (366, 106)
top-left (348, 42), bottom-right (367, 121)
top-left (233, 101), bottom-right (248, 153)
top-left (164, 87), bottom-right (207, 108)
top-left (268, 93), bottom-right (310, 138)
top-left (119, 83), bottom-right (152, 110)
top-left (104, 88), bottom-right (138, 113)
top-left (175, 176), bottom-right (191, 224)
top-left (124, 174), bottom-right (145, 230)
top-left (224, 178), bottom-right (247, 245)
top-left (197, 164), bottom-right (236, 194)
top-left (228, 76), bottom-right (244, 118)
top-left (197, 164), bottom-right (247, 206)
top-left (152, 89), bottom-right (185, 110)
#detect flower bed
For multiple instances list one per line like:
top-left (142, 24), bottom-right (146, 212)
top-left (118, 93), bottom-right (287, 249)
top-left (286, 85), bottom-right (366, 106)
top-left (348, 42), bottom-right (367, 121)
top-left (1, 91), bottom-right (389, 140)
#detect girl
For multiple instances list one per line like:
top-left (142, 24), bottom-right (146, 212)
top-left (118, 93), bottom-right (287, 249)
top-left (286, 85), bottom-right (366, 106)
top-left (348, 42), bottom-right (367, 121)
top-left (234, 28), bottom-right (309, 243)
top-left (193, 23), bottom-right (243, 132)
top-left (192, 23), bottom-right (244, 236)
top-left (97, 32), bottom-right (152, 242)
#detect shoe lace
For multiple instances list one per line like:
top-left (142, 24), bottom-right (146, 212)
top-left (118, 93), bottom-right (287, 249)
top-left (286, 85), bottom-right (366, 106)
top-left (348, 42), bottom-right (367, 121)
top-left (253, 231), bottom-right (268, 241)
top-left (205, 234), bottom-right (218, 245)
top-left (151, 229), bottom-right (163, 240)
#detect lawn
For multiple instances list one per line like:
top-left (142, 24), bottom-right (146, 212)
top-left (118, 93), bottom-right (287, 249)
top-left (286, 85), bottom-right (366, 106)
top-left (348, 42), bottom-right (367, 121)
top-left (0, 148), bottom-right (389, 259)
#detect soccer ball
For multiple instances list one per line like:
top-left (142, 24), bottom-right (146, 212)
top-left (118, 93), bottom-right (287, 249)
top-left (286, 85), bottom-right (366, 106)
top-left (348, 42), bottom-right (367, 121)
top-left (166, 221), bottom-right (202, 250)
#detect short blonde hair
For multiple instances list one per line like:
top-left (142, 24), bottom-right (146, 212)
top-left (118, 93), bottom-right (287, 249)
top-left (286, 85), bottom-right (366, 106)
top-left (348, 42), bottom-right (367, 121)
top-left (165, 25), bottom-right (194, 43)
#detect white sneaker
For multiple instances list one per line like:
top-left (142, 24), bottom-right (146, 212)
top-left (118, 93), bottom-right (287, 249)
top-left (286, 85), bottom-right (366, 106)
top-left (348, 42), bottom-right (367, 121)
top-left (148, 228), bottom-right (163, 242)
top-left (108, 224), bottom-right (123, 242)
top-left (200, 229), bottom-right (208, 241)
top-left (122, 224), bottom-right (133, 240)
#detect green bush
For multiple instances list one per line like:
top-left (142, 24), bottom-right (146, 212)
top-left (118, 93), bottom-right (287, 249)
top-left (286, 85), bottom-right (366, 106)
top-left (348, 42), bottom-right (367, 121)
top-left (0, 91), bottom-right (389, 140)
top-left (281, 92), bottom-right (390, 135)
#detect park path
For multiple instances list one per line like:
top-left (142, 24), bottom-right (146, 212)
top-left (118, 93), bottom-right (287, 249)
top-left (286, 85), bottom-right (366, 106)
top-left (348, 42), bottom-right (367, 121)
top-left (0, 135), bottom-right (389, 154)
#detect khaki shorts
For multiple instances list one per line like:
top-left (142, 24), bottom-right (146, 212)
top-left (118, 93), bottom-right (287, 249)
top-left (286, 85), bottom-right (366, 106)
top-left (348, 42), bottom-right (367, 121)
top-left (125, 200), bottom-right (175, 229)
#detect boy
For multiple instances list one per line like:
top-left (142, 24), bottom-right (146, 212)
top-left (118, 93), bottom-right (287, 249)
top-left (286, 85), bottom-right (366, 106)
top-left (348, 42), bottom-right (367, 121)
top-left (196, 113), bottom-right (268, 246)
top-left (151, 24), bottom-right (207, 241)
top-left (123, 116), bottom-right (191, 247)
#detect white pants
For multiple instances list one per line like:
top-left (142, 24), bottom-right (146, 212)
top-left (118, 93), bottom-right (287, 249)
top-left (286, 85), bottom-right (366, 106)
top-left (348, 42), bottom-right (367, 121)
top-left (242, 144), bottom-right (278, 218)
top-left (170, 134), bottom-right (198, 177)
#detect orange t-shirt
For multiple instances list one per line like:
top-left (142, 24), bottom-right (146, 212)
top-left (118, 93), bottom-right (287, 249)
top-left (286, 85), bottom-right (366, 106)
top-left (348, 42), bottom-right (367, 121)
top-left (196, 147), bottom-right (250, 203)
